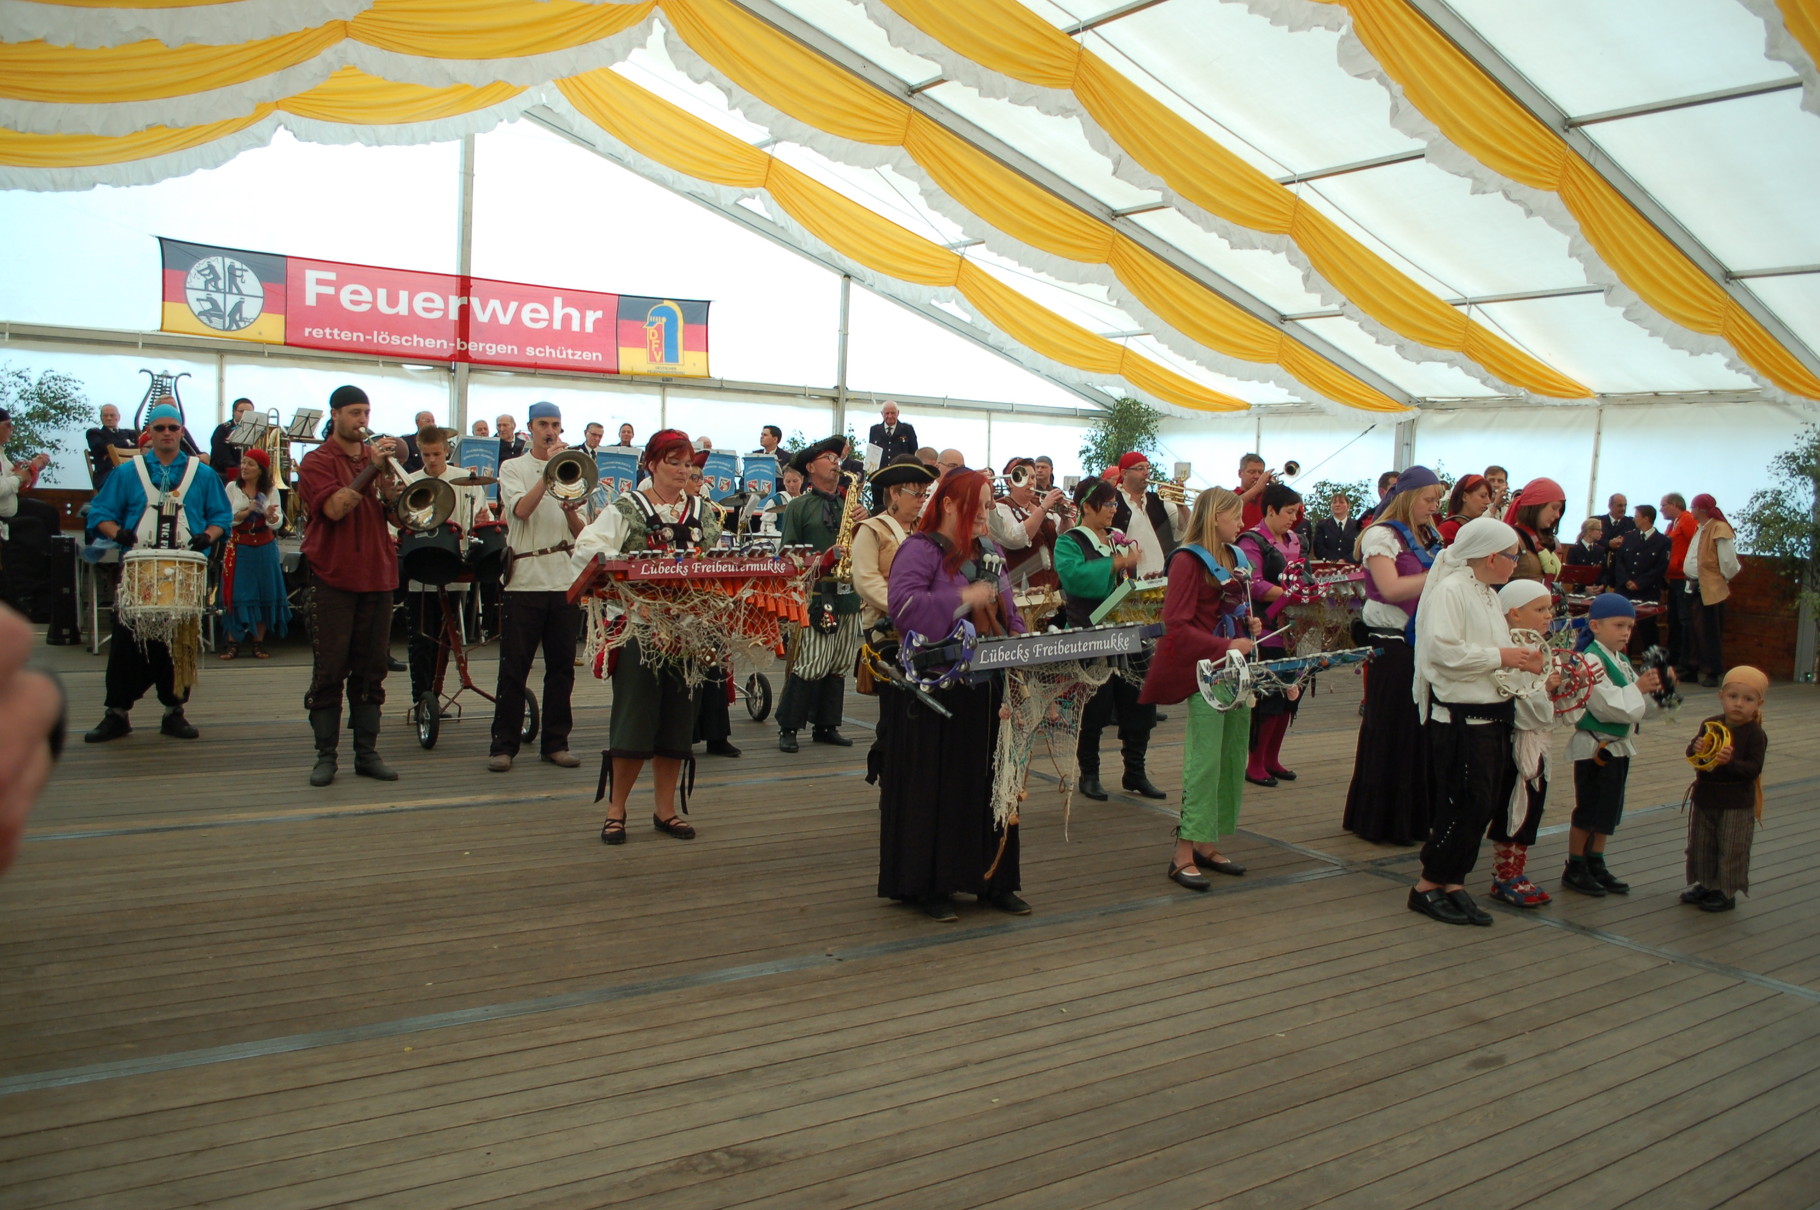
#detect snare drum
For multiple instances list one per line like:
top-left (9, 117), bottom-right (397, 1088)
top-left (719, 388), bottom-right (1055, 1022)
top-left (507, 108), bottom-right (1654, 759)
top-left (117, 548), bottom-right (207, 625)
top-left (466, 520), bottom-right (509, 582)
top-left (399, 522), bottom-right (467, 587)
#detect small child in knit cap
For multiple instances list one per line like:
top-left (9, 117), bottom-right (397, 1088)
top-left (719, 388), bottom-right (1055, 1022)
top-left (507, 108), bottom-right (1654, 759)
top-left (1682, 666), bottom-right (1769, 913)
top-left (1486, 579), bottom-right (1565, 907)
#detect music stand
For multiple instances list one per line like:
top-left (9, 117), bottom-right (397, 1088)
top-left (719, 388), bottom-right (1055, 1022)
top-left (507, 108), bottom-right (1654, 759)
top-left (284, 408), bottom-right (324, 443)
top-left (227, 414), bottom-right (270, 449)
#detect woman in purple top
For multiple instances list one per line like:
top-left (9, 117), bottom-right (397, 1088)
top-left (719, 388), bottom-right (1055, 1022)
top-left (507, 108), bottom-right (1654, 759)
top-left (880, 469), bottom-right (1028, 923)
top-left (1236, 482), bottom-right (1302, 787)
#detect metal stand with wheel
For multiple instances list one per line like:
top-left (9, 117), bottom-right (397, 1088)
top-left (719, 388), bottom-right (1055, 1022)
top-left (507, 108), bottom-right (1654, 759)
top-left (410, 578), bottom-right (538, 750)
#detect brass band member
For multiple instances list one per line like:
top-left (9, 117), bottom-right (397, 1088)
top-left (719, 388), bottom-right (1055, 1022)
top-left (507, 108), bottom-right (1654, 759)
top-left (298, 385), bottom-right (402, 786)
top-left (1108, 451), bottom-right (1189, 578)
top-left (988, 457), bottom-right (1071, 589)
top-left (574, 429), bottom-right (721, 844)
top-left (219, 448), bottom-right (290, 660)
top-left (776, 435), bottom-right (862, 753)
top-left (403, 427), bottom-right (490, 704)
top-left (81, 401), bottom-right (231, 743)
top-left (488, 401), bottom-right (586, 773)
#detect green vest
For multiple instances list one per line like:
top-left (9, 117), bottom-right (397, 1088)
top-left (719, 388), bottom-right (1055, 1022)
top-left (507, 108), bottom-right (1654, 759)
top-left (1575, 642), bottom-right (1635, 739)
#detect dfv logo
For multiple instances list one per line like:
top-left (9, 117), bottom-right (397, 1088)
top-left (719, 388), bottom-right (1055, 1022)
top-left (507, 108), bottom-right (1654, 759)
top-left (184, 254), bottom-right (264, 332)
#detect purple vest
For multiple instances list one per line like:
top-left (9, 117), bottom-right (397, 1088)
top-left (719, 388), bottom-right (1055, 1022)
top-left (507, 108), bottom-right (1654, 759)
top-left (1361, 521), bottom-right (1438, 620)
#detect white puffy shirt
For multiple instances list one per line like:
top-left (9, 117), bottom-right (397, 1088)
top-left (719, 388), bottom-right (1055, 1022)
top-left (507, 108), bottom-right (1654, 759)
top-left (1414, 572), bottom-right (1509, 723)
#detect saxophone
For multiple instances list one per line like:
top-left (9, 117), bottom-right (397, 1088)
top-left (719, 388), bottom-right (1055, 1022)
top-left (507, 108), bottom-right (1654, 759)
top-left (813, 470), bottom-right (866, 633)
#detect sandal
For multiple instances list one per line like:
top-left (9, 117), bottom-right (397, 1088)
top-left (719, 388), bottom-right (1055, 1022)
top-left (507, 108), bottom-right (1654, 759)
top-left (252, 643), bottom-right (271, 659)
top-left (218, 642), bottom-right (240, 661)
top-left (653, 813), bottom-right (696, 840)
top-left (599, 816), bottom-right (627, 846)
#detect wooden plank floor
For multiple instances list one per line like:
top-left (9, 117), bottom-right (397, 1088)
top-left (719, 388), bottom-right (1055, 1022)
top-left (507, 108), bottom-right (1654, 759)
top-left (3, 630), bottom-right (1818, 1209)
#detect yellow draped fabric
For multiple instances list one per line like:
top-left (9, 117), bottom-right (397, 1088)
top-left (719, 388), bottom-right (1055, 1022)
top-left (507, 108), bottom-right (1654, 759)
top-left (873, 0), bottom-right (1589, 399)
top-left (0, 106), bottom-right (273, 167)
top-left (1780, 0), bottom-right (1820, 68)
top-left (659, 0), bottom-right (1402, 411)
top-left (557, 69), bottom-right (1248, 412)
top-left (1309, 0), bottom-right (1820, 399)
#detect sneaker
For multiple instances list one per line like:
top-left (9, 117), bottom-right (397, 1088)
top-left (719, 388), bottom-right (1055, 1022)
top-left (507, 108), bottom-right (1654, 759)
top-left (159, 709), bottom-right (199, 740)
top-left (487, 754), bottom-right (513, 772)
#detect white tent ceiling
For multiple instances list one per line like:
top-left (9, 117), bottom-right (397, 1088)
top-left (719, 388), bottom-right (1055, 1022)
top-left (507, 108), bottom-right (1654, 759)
top-left (1, 0), bottom-right (1817, 417)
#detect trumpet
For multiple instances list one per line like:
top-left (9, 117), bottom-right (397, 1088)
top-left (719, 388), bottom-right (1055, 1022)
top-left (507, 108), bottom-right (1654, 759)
top-left (1273, 460), bottom-right (1301, 481)
top-left (541, 447), bottom-right (599, 502)
top-left (1154, 477), bottom-right (1200, 507)
top-left (359, 427), bottom-right (454, 532)
top-left (993, 464), bottom-right (1036, 492)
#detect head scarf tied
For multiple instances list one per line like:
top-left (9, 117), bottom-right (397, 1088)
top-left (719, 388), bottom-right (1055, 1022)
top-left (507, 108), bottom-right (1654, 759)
top-left (1413, 516), bottom-right (1518, 721)
top-left (1692, 492), bottom-right (1729, 526)
top-left (1497, 579), bottom-right (1550, 613)
top-left (145, 401), bottom-right (182, 426)
top-left (1503, 477), bottom-right (1565, 526)
top-left (1718, 664), bottom-right (1768, 817)
top-left (1380, 464), bottom-right (1440, 509)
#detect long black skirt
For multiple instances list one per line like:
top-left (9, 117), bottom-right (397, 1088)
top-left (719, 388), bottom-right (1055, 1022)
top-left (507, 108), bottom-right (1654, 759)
top-left (877, 677), bottom-right (1020, 901)
top-left (1341, 639), bottom-right (1431, 845)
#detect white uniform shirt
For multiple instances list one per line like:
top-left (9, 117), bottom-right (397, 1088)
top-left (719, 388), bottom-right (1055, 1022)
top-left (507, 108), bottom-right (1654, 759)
top-left (407, 465), bottom-right (490, 534)
top-left (498, 450), bottom-right (578, 593)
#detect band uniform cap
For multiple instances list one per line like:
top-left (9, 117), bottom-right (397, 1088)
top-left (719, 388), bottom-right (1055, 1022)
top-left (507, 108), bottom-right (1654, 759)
top-left (791, 435), bottom-right (846, 475)
top-left (527, 401), bottom-right (561, 422)
top-left (691, 448), bottom-right (710, 469)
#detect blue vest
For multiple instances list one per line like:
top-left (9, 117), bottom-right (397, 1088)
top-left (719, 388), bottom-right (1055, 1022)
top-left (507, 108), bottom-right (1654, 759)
top-left (1174, 543), bottom-right (1254, 638)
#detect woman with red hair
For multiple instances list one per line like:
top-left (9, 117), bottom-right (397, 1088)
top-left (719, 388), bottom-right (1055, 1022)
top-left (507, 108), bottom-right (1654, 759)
top-left (1438, 474), bottom-right (1491, 546)
top-left (219, 447), bottom-right (289, 659)
top-left (878, 469), bottom-right (1027, 922)
top-left (573, 429), bottom-right (721, 845)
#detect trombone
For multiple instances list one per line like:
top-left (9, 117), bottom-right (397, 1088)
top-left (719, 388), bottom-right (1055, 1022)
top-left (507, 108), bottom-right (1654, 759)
top-left (358, 427), bottom-right (455, 532)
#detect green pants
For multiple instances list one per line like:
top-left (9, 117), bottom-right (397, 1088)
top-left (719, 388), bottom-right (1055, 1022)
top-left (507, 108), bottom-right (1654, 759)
top-left (1180, 692), bottom-right (1251, 843)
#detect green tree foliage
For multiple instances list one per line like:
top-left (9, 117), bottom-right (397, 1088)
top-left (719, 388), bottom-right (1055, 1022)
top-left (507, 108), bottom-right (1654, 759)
top-left (1079, 396), bottom-right (1161, 476)
top-left (0, 363), bottom-right (91, 464)
top-left (1738, 423), bottom-right (1820, 619)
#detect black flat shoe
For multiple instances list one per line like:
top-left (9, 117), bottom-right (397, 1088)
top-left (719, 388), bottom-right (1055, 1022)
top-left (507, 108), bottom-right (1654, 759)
top-left (1700, 892), bottom-right (1737, 913)
top-left (705, 740), bottom-right (742, 757)
top-left (653, 813), bottom-right (696, 840)
top-left (1408, 887), bottom-right (1470, 925)
top-left (1122, 773), bottom-right (1167, 800)
top-left (811, 727), bottom-right (853, 747)
top-left (1267, 768), bottom-right (1297, 781)
top-left (600, 818), bottom-right (627, 846)
top-left (1680, 885), bottom-right (1710, 905)
top-left (922, 896), bottom-right (958, 922)
top-left (985, 890), bottom-right (1031, 915)
top-left (1077, 773), bottom-right (1108, 801)
top-left (1244, 773), bottom-right (1278, 788)
top-left (1194, 852), bottom-right (1245, 876)
top-left (1446, 888), bottom-right (1494, 926)
top-left (159, 710), bottom-right (199, 740)
top-left (1168, 863), bottom-right (1211, 892)
top-left (777, 730), bottom-right (799, 753)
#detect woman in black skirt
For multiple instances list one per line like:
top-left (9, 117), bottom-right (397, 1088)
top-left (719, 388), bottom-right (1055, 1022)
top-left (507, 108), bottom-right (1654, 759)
top-left (878, 468), bottom-right (1027, 922)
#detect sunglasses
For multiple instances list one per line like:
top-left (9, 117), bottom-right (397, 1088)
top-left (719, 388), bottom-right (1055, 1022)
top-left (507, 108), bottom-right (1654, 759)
top-left (149, 424), bottom-right (182, 433)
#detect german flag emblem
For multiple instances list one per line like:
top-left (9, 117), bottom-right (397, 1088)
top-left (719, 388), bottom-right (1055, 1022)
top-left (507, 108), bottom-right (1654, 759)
top-left (159, 238), bottom-right (286, 345)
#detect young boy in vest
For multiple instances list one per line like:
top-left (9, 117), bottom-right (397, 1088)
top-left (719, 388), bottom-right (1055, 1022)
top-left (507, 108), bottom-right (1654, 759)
top-left (1562, 593), bottom-right (1666, 896)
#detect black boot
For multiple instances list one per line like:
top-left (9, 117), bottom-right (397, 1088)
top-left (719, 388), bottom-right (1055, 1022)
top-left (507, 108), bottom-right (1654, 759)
top-left (159, 706), bottom-right (199, 739)
top-left (1077, 772), bottom-right (1108, 801)
top-left (309, 706), bottom-right (340, 787)
top-left (84, 708), bottom-right (132, 743)
top-left (1120, 734), bottom-right (1166, 799)
top-left (349, 701), bottom-right (398, 781)
top-left (1561, 857), bottom-right (1606, 896)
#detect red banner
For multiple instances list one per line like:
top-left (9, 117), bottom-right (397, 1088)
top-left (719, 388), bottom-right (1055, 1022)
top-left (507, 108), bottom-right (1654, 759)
top-left (158, 239), bottom-right (711, 377)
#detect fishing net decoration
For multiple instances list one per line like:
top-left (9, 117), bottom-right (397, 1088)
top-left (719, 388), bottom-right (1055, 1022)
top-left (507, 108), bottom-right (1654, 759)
top-left (582, 564), bottom-right (815, 687)
top-left (989, 657), bottom-right (1119, 836)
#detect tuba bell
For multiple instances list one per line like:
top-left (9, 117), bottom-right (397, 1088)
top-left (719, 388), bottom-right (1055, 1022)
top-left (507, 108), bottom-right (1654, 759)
top-left (542, 448), bottom-right (599, 502)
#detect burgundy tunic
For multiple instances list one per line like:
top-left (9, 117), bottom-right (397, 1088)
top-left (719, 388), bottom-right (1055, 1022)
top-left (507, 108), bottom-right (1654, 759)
top-left (1139, 546), bottom-right (1249, 706)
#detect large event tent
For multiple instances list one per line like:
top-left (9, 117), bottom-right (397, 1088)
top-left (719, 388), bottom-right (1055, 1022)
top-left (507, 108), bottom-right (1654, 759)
top-left (2, 0), bottom-right (1817, 519)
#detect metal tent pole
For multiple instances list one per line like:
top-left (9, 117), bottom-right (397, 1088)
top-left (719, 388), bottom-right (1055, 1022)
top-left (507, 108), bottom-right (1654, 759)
top-left (451, 133), bottom-right (476, 435)
top-left (834, 274), bottom-right (851, 439)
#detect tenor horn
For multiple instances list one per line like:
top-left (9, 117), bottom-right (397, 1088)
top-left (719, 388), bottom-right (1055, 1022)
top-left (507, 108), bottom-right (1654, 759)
top-left (542, 448), bottom-right (599, 502)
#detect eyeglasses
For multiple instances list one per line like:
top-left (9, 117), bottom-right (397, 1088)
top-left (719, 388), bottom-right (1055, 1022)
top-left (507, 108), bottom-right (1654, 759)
top-left (149, 424), bottom-right (181, 433)
top-left (1491, 549), bottom-right (1520, 562)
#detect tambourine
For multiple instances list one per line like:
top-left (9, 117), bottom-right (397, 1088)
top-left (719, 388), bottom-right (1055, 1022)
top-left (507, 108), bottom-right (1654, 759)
top-left (1687, 719), bottom-right (1732, 772)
